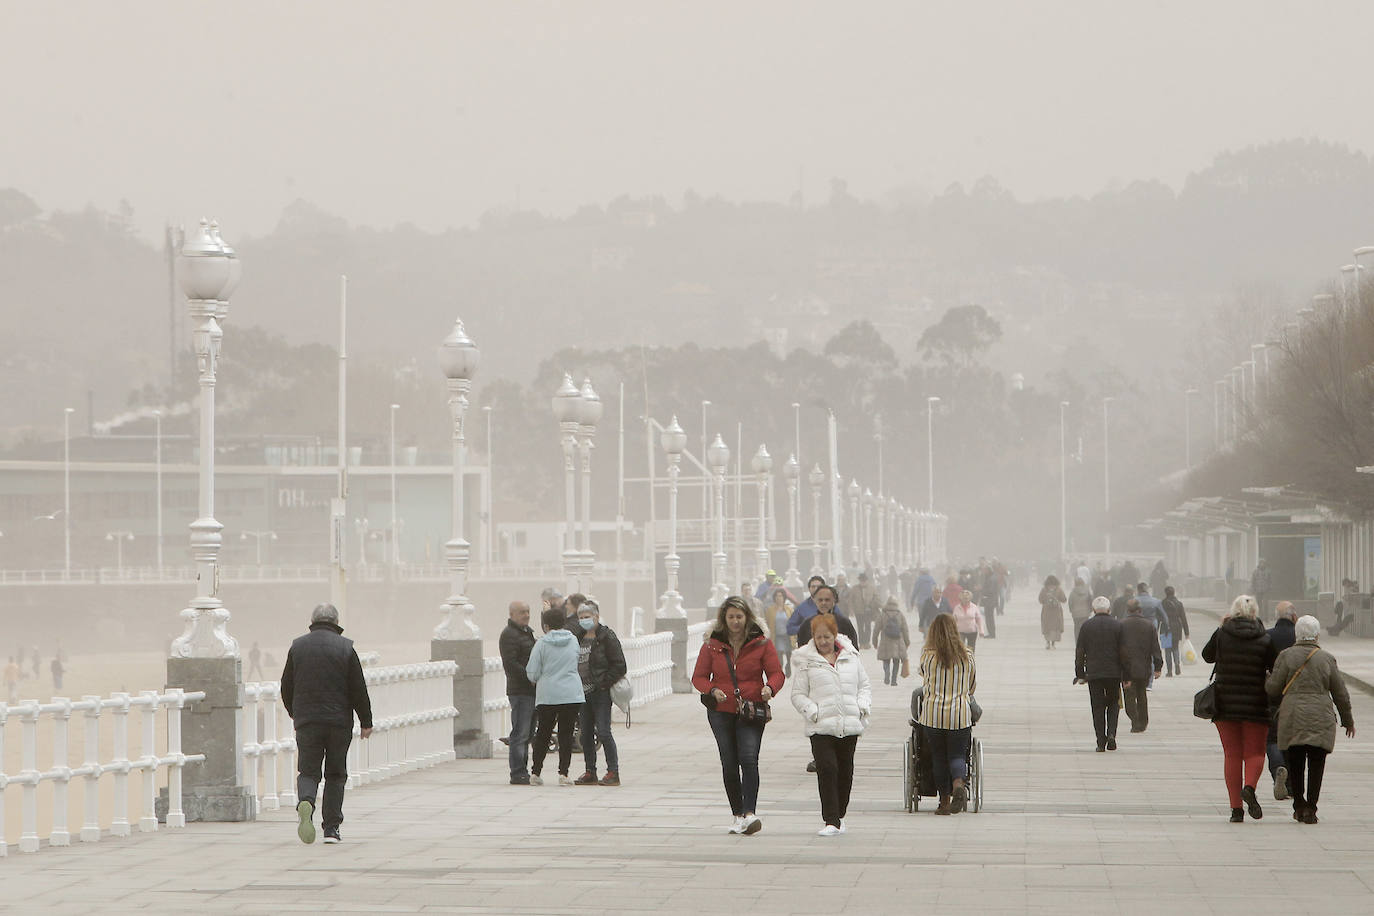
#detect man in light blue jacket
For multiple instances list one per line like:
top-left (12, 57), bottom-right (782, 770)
top-left (526, 608), bottom-right (585, 786)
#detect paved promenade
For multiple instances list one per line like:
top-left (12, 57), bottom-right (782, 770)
top-left (4, 594), bottom-right (1373, 915)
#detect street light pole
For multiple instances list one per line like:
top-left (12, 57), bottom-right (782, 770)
top-left (578, 379), bottom-right (602, 594)
top-left (153, 410), bottom-right (163, 575)
top-left (434, 318), bottom-right (480, 640)
top-left (553, 375), bottom-right (582, 594)
top-left (752, 445), bottom-right (773, 581)
top-left (240, 530), bottom-right (277, 568)
top-left (926, 396), bottom-right (940, 512)
top-left (171, 219), bottom-right (240, 658)
top-left (1060, 401), bottom-right (1070, 561)
top-left (707, 433), bottom-right (731, 603)
top-left (863, 487), bottom-right (874, 568)
top-left (1102, 396), bottom-right (1113, 555)
top-left (783, 454), bottom-right (801, 588)
top-left (390, 403), bottom-right (400, 571)
top-left (658, 417), bottom-right (687, 616)
top-left (64, 406), bottom-right (74, 578)
top-left (808, 464), bottom-right (825, 578)
top-left (105, 531), bottom-right (133, 576)
top-left (848, 479), bottom-right (861, 568)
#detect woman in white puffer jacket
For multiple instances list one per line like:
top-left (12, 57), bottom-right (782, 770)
top-left (790, 609), bottom-right (872, 836)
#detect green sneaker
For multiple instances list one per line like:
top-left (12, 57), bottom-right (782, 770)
top-left (297, 800), bottom-right (316, 844)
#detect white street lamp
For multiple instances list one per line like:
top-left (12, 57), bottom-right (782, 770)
top-left (170, 220), bottom-right (239, 658)
top-left (926, 396), bottom-right (940, 512)
top-left (707, 432), bottom-right (731, 602)
top-left (751, 444), bottom-right (773, 582)
top-left (577, 378), bottom-right (602, 593)
top-left (63, 406), bottom-right (74, 578)
top-left (808, 463), bottom-right (825, 578)
top-left (105, 530), bottom-right (134, 577)
top-left (434, 318), bottom-right (480, 640)
top-left (887, 496), bottom-right (898, 571)
top-left (782, 454), bottom-right (801, 588)
top-left (390, 403), bottom-right (400, 570)
top-left (658, 416), bottom-right (688, 617)
top-left (153, 409), bottom-right (163, 575)
top-left (862, 487), bottom-right (874, 568)
top-left (552, 374), bottom-right (582, 593)
top-left (240, 530), bottom-right (277, 567)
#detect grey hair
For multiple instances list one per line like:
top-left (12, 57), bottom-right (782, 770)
top-left (311, 603), bottom-right (339, 625)
top-left (1092, 596), bottom-right (1111, 612)
top-left (1295, 615), bottom-right (1321, 641)
top-left (1229, 595), bottom-right (1259, 619)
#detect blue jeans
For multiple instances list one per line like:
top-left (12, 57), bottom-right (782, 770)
top-left (706, 708), bottom-right (765, 815)
top-left (508, 694), bottom-right (534, 780)
top-left (921, 724), bottom-right (971, 795)
top-left (580, 689), bottom-right (619, 776)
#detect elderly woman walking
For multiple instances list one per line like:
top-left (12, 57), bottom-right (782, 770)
top-left (951, 590), bottom-right (987, 654)
top-left (790, 613), bottom-right (871, 836)
top-left (874, 597), bottom-right (911, 686)
top-left (1202, 595), bottom-right (1277, 822)
top-left (917, 613), bottom-right (977, 814)
top-left (1265, 616), bottom-right (1356, 824)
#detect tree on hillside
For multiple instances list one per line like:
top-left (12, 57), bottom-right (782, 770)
top-left (917, 305), bottom-right (1002, 366)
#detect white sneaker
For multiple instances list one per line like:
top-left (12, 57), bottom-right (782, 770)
top-left (817, 824), bottom-right (841, 837)
top-left (727, 816), bottom-right (745, 834)
top-left (838, 819), bottom-right (847, 834)
top-left (558, 775), bottom-right (574, 786)
top-left (741, 814), bottom-right (762, 835)
top-left (529, 774), bottom-right (543, 786)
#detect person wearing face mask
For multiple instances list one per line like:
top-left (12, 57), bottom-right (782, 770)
top-left (790, 613), bottom-right (871, 836)
top-left (573, 599), bottom-right (627, 786)
top-left (692, 595), bottom-right (785, 835)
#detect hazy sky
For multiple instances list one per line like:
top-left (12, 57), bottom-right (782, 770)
top-left (4, 1), bottom-right (1372, 242)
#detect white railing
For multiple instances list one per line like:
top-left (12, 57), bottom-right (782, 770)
top-left (482, 656), bottom-right (510, 742)
top-left (620, 632), bottom-right (674, 712)
top-left (685, 620), bottom-right (714, 669)
top-left (242, 661), bottom-right (458, 813)
top-left (0, 562), bottom-right (658, 586)
top-left (0, 689), bottom-right (205, 856)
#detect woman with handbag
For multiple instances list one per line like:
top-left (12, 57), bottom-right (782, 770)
top-left (917, 613), bottom-right (977, 814)
top-left (691, 595), bottom-right (785, 836)
top-left (789, 613), bottom-right (871, 836)
top-left (874, 596), bottom-right (911, 686)
top-left (1265, 615), bottom-right (1356, 823)
top-left (1201, 595), bottom-right (1278, 822)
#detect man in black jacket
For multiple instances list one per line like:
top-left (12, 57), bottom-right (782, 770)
top-left (1110, 584), bottom-right (1134, 620)
top-left (500, 600), bottom-right (537, 785)
top-left (281, 604), bottom-right (373, 844)
top-left (795, 586), bottom-right (860, 647)
top-left (1120, 599), bottom-right (1164, 733)
top-left (1076, 596), bottom-right (1124, 751)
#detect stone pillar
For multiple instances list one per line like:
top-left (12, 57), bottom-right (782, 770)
top-left (431, 639), bottom-right (490, 758)
top-left (160, 657), bottom-right (253, 822)
top-left (656, 616), bottom-right (690, 694)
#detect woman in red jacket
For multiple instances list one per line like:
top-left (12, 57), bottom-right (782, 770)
top-left (692, 594), bottom-right (785, 836)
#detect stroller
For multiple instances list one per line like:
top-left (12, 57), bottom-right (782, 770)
top-left (902, 686), bottom-right (984, 813)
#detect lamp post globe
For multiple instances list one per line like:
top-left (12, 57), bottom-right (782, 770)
top-left (657, 416), bottom-right (688, 617)
top-left (171, 218), bottom-right (239, 659)
top-left (434, 318), bottom-right (480, 640)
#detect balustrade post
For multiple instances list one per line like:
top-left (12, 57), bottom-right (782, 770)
top-left (51, 698), bottom-right (73, 846)
top-left (19, 702), bottom-right (40, 852)
top-left (165, 689), bottom-right (188, 828)
top-left (261, 685), bottom-right (279, 810)
top-left (138, 692), bottom-right (160, 832)
top-left (110, 693), bottom-right (131, 837)
top-left (0, 703), bottom-right (6, 858)
top-left (80, 696), bottom-right (101, 841)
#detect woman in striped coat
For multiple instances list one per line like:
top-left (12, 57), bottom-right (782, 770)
top-left (916, 613), bottom-right (977, 815)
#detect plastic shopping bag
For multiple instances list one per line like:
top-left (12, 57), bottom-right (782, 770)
top-left (1181, 637), bottom-right (1198, 665)
top-left (610, 675), bottom-right (634, 714)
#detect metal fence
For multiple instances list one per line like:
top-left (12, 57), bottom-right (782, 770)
top-left (685, 620), bottom-right (714, 672)
top-left (0, 689), bottom-right (205, 856)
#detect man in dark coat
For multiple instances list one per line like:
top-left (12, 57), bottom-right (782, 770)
top-left (1110, 584), bottom-right (1134, 620)
top-left (1120, 599), bottom-right (1164, 733)
top-left (499, 600), bottom-right (537, 785)
top-left (1265, 601), bottom-right (1298, 800)
top-left (1161, 586), bottom-right (1190, 677)
top-left (281, 603), bottom-right (373, 844)
top-left (1075, 596), bottom-right (1124, 751)
top-left (795, 585), bottom-right (860, 647)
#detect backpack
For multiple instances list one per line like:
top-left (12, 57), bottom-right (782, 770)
top-left (882, 613), bottom-right (902, 639)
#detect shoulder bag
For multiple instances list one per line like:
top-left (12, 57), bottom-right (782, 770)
top-left (1192, 665), bottom-right (1218, 719)
top-left (1282, 649), bottom-right (1319, 696)
top-left (725, 647), bottom-right (772, 724)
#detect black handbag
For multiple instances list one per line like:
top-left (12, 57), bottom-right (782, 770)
top-left (1192, 666), bottom-right (1217, 719)
top-left (725, 649), bottom-right (772, 724)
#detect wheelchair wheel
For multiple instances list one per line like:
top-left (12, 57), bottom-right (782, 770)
top-left (903, 737), bottom-right (917, 812)
top-left (970, 737), bottom-right (984, 813)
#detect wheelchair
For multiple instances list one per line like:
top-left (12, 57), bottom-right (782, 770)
top-left (902, 687), bottom-right (983, 813)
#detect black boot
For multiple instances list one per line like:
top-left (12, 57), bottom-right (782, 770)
top-left (1229, 808), bottom-right (1244, 823)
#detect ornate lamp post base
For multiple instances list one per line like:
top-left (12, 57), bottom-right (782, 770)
top-left (657, 553), bottom-right (686, 617)
top-left (171, 605), bottom-right (239, 658)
